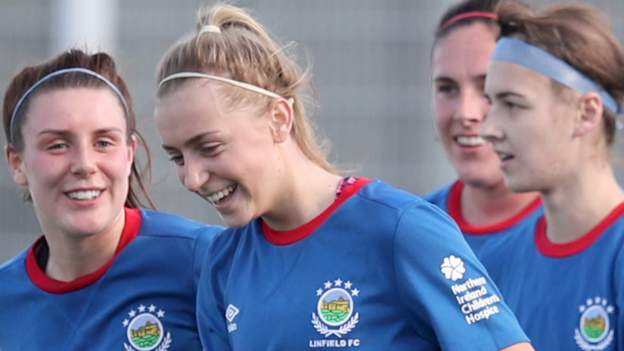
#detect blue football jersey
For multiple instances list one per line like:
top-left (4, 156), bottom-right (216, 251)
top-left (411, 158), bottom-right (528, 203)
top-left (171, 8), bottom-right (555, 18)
top-left (198, 179), bottom-right (529, 350)
top-left (426, 181), bottom-right (543, 281)
top-left (491, 203), bottom-right (624, 350)
top-left (0, 208), bottom-right (222, 351)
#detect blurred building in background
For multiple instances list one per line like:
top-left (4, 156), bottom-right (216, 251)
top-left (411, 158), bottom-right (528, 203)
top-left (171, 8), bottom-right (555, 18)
top-left (1, 0), bottom-right (624, 261)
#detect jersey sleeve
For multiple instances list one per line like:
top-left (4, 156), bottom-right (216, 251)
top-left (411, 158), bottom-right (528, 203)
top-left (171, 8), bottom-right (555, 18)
top-left (393, 202), bottom-right (529, 350)
top-left (191, 225), bottom-right (224, 291)
top-left (196, 229), bottom-right (235, 351)
top-left (614, 245), bottom-right (624, 350)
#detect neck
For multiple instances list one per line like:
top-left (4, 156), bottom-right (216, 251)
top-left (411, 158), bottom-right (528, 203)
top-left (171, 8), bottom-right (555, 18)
top-left (262, 144), bottom-right (341, 231)
top-left (461, 180), bottom-right (539, 226)
top-left (43, 210), bottom-right (125, 282)
top-left (542, 162), bottom-right (624, 243)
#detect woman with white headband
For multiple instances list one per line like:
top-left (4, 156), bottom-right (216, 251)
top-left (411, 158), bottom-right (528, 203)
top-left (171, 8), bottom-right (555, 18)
top-left (0, 49), bottom-right (222, 350)
top-left (426, 0), bottom-right (541, 276)
top-left (481, 2), bottom-right (624, 350)
top-left (154, 3), bottom-right (533, 350)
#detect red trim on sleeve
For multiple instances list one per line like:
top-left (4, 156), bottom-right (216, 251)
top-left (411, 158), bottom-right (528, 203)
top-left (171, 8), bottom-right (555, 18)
top-left (448, 180), bottom-right (542, 235)
top-left (535, 202), bottom-right (624, 258)
top-left (263, 177), bottom-right (371, 246)
top-left (26, 207), bottom-right (142, 294)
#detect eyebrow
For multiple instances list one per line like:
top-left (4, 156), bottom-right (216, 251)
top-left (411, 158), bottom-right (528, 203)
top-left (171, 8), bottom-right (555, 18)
top-left (37, 127), bottom-right (124, 137)
top-left (433, 74), bottom-right (487, 84)
top-left (493, 91), bottom-right (525, 100)
top-left (161, 131), bottom-right (219, 152)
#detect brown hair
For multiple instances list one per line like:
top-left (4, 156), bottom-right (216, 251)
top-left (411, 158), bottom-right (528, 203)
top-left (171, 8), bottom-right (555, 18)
top-left (3, 49), bottom-right (155, 208)
top-left (497, 1), bottom-right (624, 145)
top-left (156, 3), bottom-right (336, 173)
top-left (434, 0), bottom-right (501, 46)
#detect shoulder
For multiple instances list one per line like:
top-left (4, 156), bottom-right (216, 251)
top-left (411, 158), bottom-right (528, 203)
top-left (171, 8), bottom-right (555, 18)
top-left (138, 208), bottom-right (224, 241)
top-left (355, 180), bottom-right (455, 225)
top-left (0, 249), bottom-right (29, 287)
top-left (423, 181), bottom-right (456, 207)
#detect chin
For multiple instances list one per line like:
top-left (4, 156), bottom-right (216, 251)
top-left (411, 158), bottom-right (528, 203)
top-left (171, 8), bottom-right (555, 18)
top-left (457, 168), bottom-right (501, 188)
top-left (219, 212), bottom-right (253, 228)
top-left (503, 177), bottom-right (535, 194)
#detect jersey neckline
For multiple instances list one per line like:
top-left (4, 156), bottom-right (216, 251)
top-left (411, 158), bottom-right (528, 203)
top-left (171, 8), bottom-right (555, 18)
top-left (26, 207), bottom-right (142, 294)
top-left (262, 177), bottom-right (371, 246)
top-left (448, 180), bottom-right (542, 235)
top-left (535, 201), bottom-right (624, 258)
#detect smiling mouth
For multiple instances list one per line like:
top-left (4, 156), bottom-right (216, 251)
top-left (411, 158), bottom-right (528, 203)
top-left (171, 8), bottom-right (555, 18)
top-left (455, 135), bottom-right (485, 147)
top-left (66, 190), bottom-right (102, 201)
top-left (205, 184), bottom-right (238, 205)
top-left (496, 151), bottom-right (514, 162)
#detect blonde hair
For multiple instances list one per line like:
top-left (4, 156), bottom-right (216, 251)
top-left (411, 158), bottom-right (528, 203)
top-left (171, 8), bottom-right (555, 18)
top-left (157, 3), bottom-right (336, 173)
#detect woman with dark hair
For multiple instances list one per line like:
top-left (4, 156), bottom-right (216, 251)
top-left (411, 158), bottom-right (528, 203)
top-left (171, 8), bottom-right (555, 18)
top-left (427, 0), bottom-right (541, 275)
top-left (482, 2), bottom-right (624, 349)
top-left (0, 49), bottom-right (222, 350)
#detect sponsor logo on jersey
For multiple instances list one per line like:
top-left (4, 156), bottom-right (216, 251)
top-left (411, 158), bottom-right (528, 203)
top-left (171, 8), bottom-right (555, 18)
top-left (226, 304), bottom-right (240, 333)
top-left (309, 278), bottom-right (361, 348)
top-left (441, 255), bottom-right (465, 281)
top-left (122, 304), bottom-right (171, 351)
top-left (440, 255), bottom-right (501, 325)
top-left (574, 297), bottom-right (614, 350)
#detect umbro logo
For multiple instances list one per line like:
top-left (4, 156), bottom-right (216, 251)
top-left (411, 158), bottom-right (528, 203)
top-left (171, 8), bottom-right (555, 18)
top-left (226, 304), bottom-right (240, 333)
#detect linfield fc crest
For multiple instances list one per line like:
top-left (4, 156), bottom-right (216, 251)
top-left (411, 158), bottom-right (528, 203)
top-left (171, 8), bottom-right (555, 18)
top-left (574, 297), bottom-right (614, 351)
top-left (122, 304), bottom-right (171, 351)
top-left (311, 278), bottom-right (360, 338)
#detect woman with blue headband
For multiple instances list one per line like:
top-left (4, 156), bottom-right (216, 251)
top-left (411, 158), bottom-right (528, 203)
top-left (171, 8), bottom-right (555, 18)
top-left (482, 2), bottom-right (624, 350)
top-left (427, 0), bottom-right (541, 277)
top-left (0, 49), bottom-right (222, 350)
top-left (154, 3), bottom-right (534, 350)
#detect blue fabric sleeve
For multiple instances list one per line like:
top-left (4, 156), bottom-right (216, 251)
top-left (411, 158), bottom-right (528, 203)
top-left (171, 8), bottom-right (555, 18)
top-left (196, 230), bottom-right (235, 351)
top-left (192, 225), bottom-right (224, 291)
top-left (614, 246), bottom-right (624, 350)
top-left (393, 202), bottom-right (529, 350)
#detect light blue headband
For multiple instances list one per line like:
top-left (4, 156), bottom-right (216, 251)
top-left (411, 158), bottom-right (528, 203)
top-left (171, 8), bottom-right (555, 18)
top-left (9, 67), bottom-right (129, 143)
top-left (492, 37), bottom-right (621, 115)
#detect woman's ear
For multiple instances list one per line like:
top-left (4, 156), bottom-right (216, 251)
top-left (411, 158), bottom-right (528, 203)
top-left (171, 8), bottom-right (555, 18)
top-left (268, 98), bottom-right (294, 143)
top-left (5, 144), bottom-right (28, 186)
top-left (573, 92), bottom-right (603, 138)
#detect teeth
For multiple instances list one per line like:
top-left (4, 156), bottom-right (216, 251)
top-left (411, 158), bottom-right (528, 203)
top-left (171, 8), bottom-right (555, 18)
top-left (456, 135), bottom-right (485, 146)
top-left (68, 190), bottom-right (101, 200)
top-left (206, 184), bottom-right (237, 204)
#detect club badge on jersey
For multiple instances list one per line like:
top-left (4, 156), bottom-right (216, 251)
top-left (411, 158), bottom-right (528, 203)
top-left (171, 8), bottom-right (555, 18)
top-left (122, 303), bottom-right (172, 351)
top-left (574, 297), bottom-right (615, 350)
top-left (309, 278), bottom-right (362, 348)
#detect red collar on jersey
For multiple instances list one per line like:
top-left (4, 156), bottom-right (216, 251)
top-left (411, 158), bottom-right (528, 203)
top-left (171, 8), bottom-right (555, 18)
top-left (448, 180), bottom-right (542, 235)
top-left (262, 177), bottom-right (371, 246)
top-left (26, 207), bottom-right (142, 294)
top-left (535, 201), bottom-right (624, 257)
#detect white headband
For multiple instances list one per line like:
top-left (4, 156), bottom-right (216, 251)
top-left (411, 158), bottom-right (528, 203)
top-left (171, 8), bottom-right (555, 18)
top-left (199, 25), bottom-right (221, 35)
top-left (159, 72), bottom-right (287, 100)
top-left (9, 67), bottom-right (129, 143)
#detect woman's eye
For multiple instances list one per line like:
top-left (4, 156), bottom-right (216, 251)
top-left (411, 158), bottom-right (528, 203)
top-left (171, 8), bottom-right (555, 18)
top-left (436, 84), bottom-right (457, 95)
top-left (169, 154), bottom-right (184, 166)
top-left (504, 101), bottom-right (519, 109)
top-left (199, 143), bottom-right (223, 156)
top-left (47, 142), bottom-right (68, 151)
top-left (95, 140), bottom-right (114, 149)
